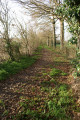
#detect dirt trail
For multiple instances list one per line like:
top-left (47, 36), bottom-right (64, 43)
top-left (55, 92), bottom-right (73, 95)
top-left (0, 48), bottom-right (78, 120)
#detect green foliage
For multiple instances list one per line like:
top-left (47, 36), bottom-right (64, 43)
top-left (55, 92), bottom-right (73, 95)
top-left (41, 80), bottom-right (50, 86)
top-left (50, 68), bottom-right (67, 77)
top-left (2, 110), bottom-right (9, 117)
top-left (0, 69), bottom-right (8, 81)
top-left (0, 99), bottom-right (9, 117)
top-left (0, 100), bottom-right (5, 107)
top-left (50, 68), bottom-right (61, 77)
top-left (56, 0), bottom-right (80, 42)
top-left (72, 72), bottom-right (77, 79)
top-left (58, 84), bottom-right (68, 91)
top-left (76, 64), bottom-right (80, 76)
top-left (64, 0), bottom-right (80, 21)
top-left (41, 87), bottom-right (51, 92)
top-left (48, 100), bottom-right (67, 119)
top-left (47, 85), bottom-right (73, 120)
top-left (13, 82), bottom-right (74, 120)
top-left (0, 45), bottom-right (43, 81)
top-left (35, 46), bottom-right (43, 53)
top-left (50, 79), bottom-right (57, 84)
top-left (61, 72), bottom-right (68, 76)
top-left (68, 36), bottom-right (77, 45)
top-left (0, 54), bottom-right (40, 81)
top-left (71, 58), bottom-right (78, 66)
top-left (71, 50), bottom-right (80, 77)
top-left (64, 0), bottom-right (80, 6)
top-left (42, 73), bottom-right (48, 76)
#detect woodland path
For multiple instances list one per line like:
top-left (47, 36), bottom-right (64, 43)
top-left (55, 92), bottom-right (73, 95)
top-left (0, 47), bottom-right (79, 120)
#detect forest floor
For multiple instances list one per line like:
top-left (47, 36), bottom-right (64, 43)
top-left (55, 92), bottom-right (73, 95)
top-left (0, 46), bottom-right (80, 120)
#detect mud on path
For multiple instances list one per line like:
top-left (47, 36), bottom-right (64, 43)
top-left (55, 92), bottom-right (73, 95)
top-left (0, 48), bottom-right (77, 120)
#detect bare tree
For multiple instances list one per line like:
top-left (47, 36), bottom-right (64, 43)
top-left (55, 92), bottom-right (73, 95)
top-left (14, 0), bottom-right (58, 48)
top-left (14, 0), bottom-right (65, 49)
top-left (0, 0), bottom-right (15, 60)
top-left (17, 20), bottom-right (30, 55)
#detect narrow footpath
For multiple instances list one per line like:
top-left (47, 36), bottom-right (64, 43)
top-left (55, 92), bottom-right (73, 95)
top-left (0, 47), bottom-right (79, 120)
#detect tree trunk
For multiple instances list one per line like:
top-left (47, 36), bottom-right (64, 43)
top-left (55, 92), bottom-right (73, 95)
top-left (60, 19), bottom-right (64, 49)
top-left (77, 21), bottom-right (80, 50)
top-left (77, 34), bottom-right (80, 50)
top-left (6, 38), bottom-right (15, 61)
top-left (47, 37), bottom-right (49, 46)
top-left (51, 39), bottom-right (53, 47)
top-left (53, 19), bottom-right (56, 48)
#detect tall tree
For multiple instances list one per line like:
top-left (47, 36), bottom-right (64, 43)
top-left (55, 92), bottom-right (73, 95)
top-left (15, 0), bottom-right (66, 49)
top-left (49, 0), bottom-right (64, 49)
top-left (14, 0), bottom-right (60, 48)
top-left (60, 19), bottom-right (64, 49)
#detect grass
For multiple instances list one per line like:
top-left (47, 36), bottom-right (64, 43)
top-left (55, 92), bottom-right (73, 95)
top-left (0, 56), bottom-right (36, 81)
top-left (0, 46), bottom-right (43, 81)
top-left (44, 45), bottom-right (69, 62)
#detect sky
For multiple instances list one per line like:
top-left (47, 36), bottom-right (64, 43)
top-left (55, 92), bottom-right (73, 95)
top-left (8, 0), bottom-right (31, 37)
top-left (0, 0), bottom-right (72, 41)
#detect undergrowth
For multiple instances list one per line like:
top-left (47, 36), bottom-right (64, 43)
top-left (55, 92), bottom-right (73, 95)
top-left (11, 68), bottom-right (79, 120)
top-left (12, 81), bottom-right (77, 120)
top-left (0, 46), bottom-right (43, 81)
top-left (50, 68), bottom-right (67, 77)
top-left (0, 45), bottom-right (79, 120)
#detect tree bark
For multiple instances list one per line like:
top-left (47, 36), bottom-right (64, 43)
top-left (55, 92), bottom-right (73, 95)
top-left (60, 19), bottom-right (64, 49)
top-left (53, 19), bottom-right (56, 48)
